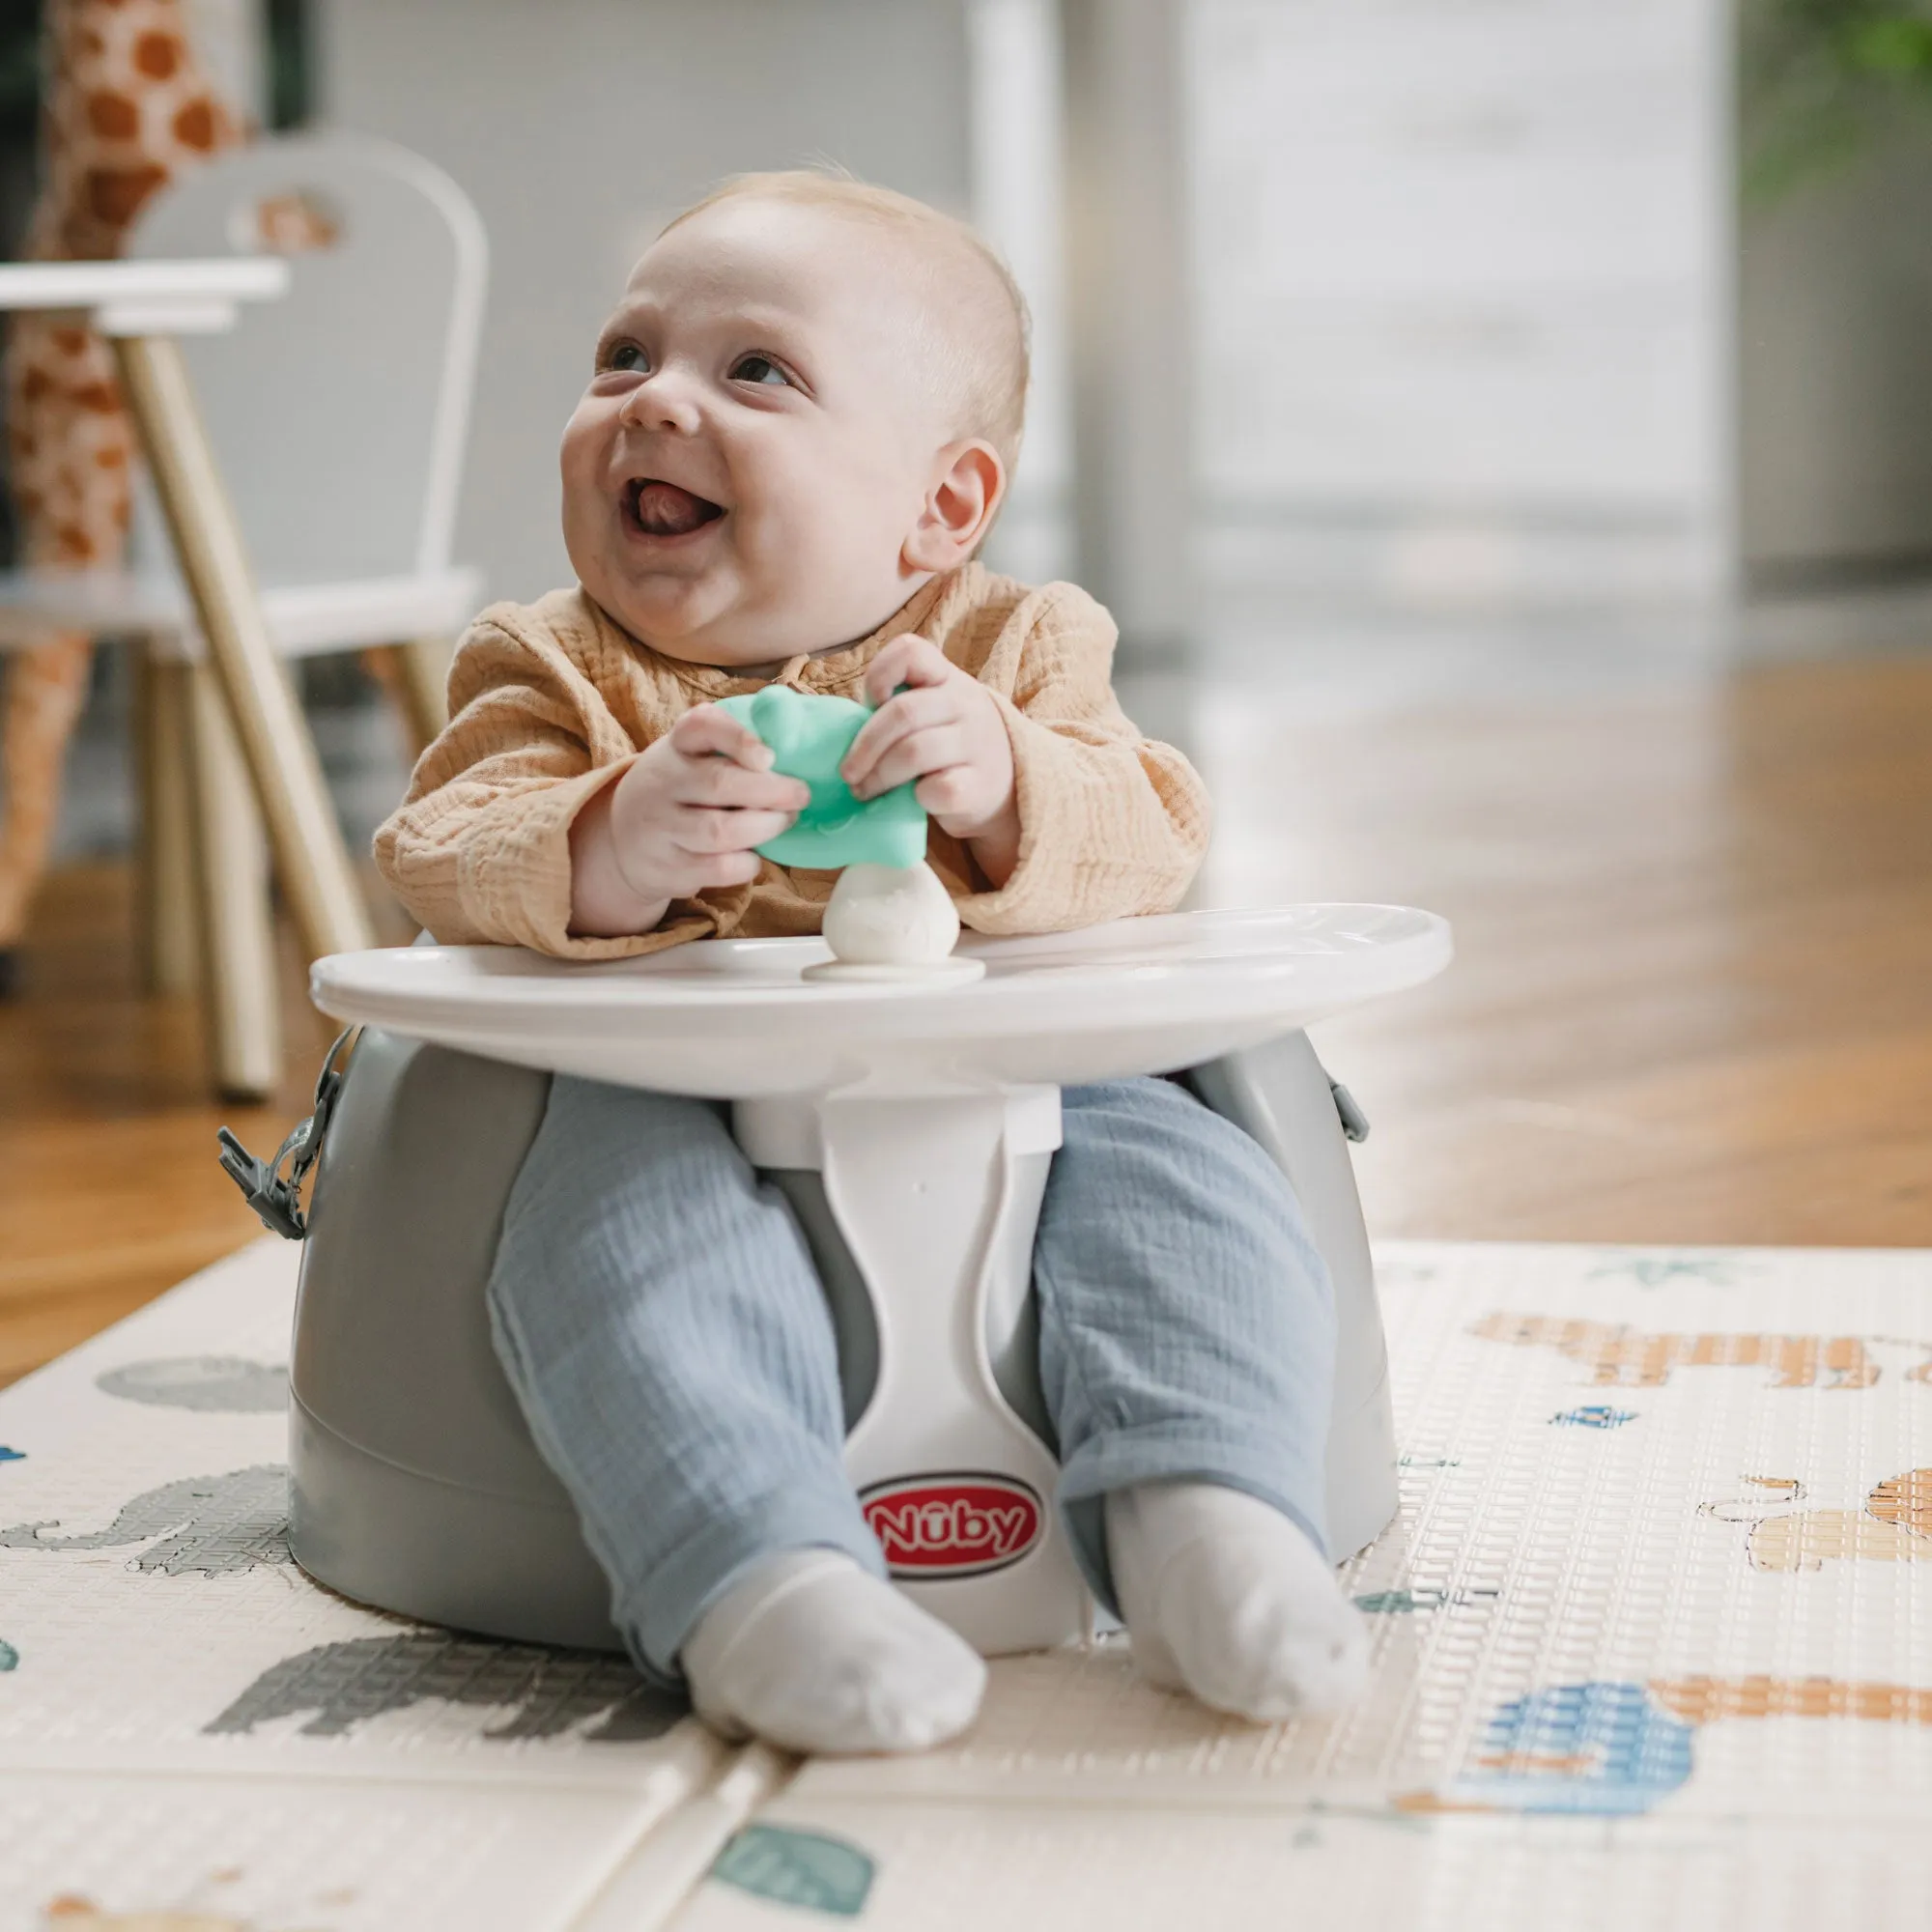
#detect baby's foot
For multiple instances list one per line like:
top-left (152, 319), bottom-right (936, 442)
top-left (1106, 1481), bottom-right (1369, 1721)
top-left (681, 1549), bottom-right (986, 1755)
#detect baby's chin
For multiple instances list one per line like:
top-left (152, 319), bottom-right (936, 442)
top-left (591, 572), bottom-right (802, 668)
top-left (591, 562), bottom-right (919, 669)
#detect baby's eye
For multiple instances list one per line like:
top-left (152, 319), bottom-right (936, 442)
top-left (730, 355), bottom-right (789, 387)
top-left (606, 342), bottom-right (648, 374)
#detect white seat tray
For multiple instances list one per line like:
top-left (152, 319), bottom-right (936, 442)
top-left (309, 903), bottom-right (1454, 1098)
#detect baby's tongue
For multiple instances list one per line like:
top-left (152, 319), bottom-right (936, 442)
top-left (636, 481), bottom-right (713, 536)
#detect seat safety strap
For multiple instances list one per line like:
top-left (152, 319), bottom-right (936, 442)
top-left (215, 1026), bottom-right (358, 1240)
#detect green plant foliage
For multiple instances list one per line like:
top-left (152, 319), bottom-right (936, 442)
top-left (1744, 0), bottom-right (1932, 198)
top-left (265, 0), bottom-right (313, 131)
top-left (0, 0), bottom-right (41, 147)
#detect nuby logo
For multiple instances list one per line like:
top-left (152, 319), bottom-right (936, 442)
top-left (860, 1473), bottom-right (1044, 1578)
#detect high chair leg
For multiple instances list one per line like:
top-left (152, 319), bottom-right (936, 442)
top-left (132, 648), bottom-right (199, 997)
top-left (112, 333), bottom-right (376, 964)
top-left (184, 660), bottom-right (281, 1101)
top-left (379, 638), bottom-right (453, 759)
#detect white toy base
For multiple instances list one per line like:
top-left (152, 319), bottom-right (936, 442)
top-left (801, 956), bottom-right (986, 986)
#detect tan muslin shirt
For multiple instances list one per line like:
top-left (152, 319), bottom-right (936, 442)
top-left (375, 563), bottom-right (1210, 959)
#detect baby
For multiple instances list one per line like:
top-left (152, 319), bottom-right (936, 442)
top-left (376, 172), bottom-right (1368, 1755)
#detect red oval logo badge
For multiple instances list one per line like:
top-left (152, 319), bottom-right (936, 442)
top-left (860, 1473), bottom-right (1045, 1578)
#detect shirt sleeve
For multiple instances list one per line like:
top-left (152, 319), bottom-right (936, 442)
top-left (371, 612), bottom-right (740, 958)
top-left (951, 582), bottom-right (1211, 935)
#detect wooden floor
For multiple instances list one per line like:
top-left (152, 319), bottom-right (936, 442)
top-left (0, 866), bottom-right (343, 1386)
top-left (3, 653), bottom-right (1929, 1387)
top-left (1240, 654), bottom-right (1932, 1249)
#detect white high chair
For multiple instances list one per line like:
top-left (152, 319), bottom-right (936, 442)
top-left (0, 132), bottom-right (486, 672)
top-left (288, 905), bottom-right (1450, 1657)
top-left (0, 131), bottom-right (486, 1096)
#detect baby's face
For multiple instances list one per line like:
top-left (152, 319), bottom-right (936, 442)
top-left (561, 198), bottom-right (970, 665)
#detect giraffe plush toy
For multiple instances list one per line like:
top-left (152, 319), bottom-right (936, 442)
top-left (0, 0), bottom-right (243, 988)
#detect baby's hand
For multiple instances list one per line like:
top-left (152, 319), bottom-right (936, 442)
top-left (614, 706), bottom-right (810, 896)
top-left (842, 639), bottom-right (1018, 864)
top-left (571, 706), bottom-right (809, 934)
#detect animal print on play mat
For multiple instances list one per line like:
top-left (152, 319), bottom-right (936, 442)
top-left (4, 1237), bottom-right (1931, 1929)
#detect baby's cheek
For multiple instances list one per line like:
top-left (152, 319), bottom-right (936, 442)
top-left (557, 438), bottom-right (608, 541)
top-left (558, 401), bottom-right (606, 483)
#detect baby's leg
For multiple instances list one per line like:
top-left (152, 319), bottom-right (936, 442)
top-left (487, 1076), bottom-right (982, 1753)
top-left (1035, 1077), bottom-right (1368, 1720)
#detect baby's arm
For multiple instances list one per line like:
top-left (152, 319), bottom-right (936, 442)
top-left (840, 635), bottom-right (1022, 888)
top-left (569, 708), bottom-right (808, 936)
top-left (375, 612), bottom-right (796, 956)
top-left (848, 583), bottom-right (1209, 933)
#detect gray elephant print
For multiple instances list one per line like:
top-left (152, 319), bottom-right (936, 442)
top-left (0, 1465), bottom-right (291, 1576)
top-left (207, 1633), bottom-right (684, 1742)
top-left (96, 1356), bottom-right (288, 1413)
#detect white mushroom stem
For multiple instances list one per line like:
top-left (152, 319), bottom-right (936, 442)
top-left (821, 863), bottom-right (960, 968)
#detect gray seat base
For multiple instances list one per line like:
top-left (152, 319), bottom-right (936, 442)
top-left (285, 1029), bottom-right (1398, 1654)
top-left (293, 1388), bottom-right (622, 1651)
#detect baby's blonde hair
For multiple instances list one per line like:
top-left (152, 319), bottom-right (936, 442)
top-left (661, 169), bottom-right (1031, 470)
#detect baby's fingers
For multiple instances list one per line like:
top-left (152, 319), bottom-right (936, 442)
top-left (863, 635), bottom-right (952, 709)
top-left (852, 724), bottom-right (971, 801)
top-left (843, 685), bottom-right (957, 795)
top-left (670, 703), bottom-right (777, 771)
top-left (671, 753), bottom-right (810, 813)
top-left (672, 805), bottom-right (795, 857)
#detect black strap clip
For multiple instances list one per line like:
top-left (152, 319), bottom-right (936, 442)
top-left (216, 1028), bottom-right (357, 1241)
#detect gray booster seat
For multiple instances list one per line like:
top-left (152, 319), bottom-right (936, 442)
top-left (269, 1027), bottom-right (1395, 1653)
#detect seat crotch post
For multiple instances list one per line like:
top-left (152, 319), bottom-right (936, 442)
top-left (183, 658), bottom-right (281, 1101)
top-left (109, 332), bottom-right (375, 963)
top-left (735, 1084), bottom-right (1088, 1658)
top-left (131, 645), bottom-right (199, 997)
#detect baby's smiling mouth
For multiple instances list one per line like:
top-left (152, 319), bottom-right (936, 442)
top-left (624, 477), bottom-right (724, 540)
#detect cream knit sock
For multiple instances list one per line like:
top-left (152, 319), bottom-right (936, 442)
top-left (1106, 1481), bottom-right (1369, 1721)
top-left (681, 1549), bottom-right (987, 1756)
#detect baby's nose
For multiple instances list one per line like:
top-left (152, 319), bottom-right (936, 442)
top-left (621, 373), bottom-right (701, 434)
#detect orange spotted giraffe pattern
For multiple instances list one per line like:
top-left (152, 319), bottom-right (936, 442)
top-left (1468, 1311), bottom-right (1932, 1389)
top-left (0, 0), bottom-right (242, 954)
top-left (1704, 1467), bottom-right (1932, 1571)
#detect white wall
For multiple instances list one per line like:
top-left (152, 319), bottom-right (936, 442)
top-left (966, 0), bottom-right (1074, 587)
top-left (1189, 0), bottom-right (1734, 610)
top-left (319, 0), bottom-right (974, 607)
top-left (1061, 0), bottom-right (1195, 646)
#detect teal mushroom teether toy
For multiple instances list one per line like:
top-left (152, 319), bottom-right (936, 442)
top-left (715, 686), bottom-right (925, 870)
top-left (717, 684), bottom-right (983, 984)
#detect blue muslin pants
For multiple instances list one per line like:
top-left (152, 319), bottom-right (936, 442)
top-left (486, 1073), bottom-right (1337, 1688)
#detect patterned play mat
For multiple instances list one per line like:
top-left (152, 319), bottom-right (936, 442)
top-left (4, 1237), bottom-right (1931, 1928)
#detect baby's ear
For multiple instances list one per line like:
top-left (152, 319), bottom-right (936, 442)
top-left (903, 440), bottom-right (1005, 573)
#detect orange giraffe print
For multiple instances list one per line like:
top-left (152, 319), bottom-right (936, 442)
top-left (1467, 1311), bottom-right (1932, 1390)
top-left (1648, 1675), bottom-right (1932, 1724)
top-left (1703, 1467), bottom-right (1932, 1572)
top-left (0, 0), bottom-right (243, 977)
